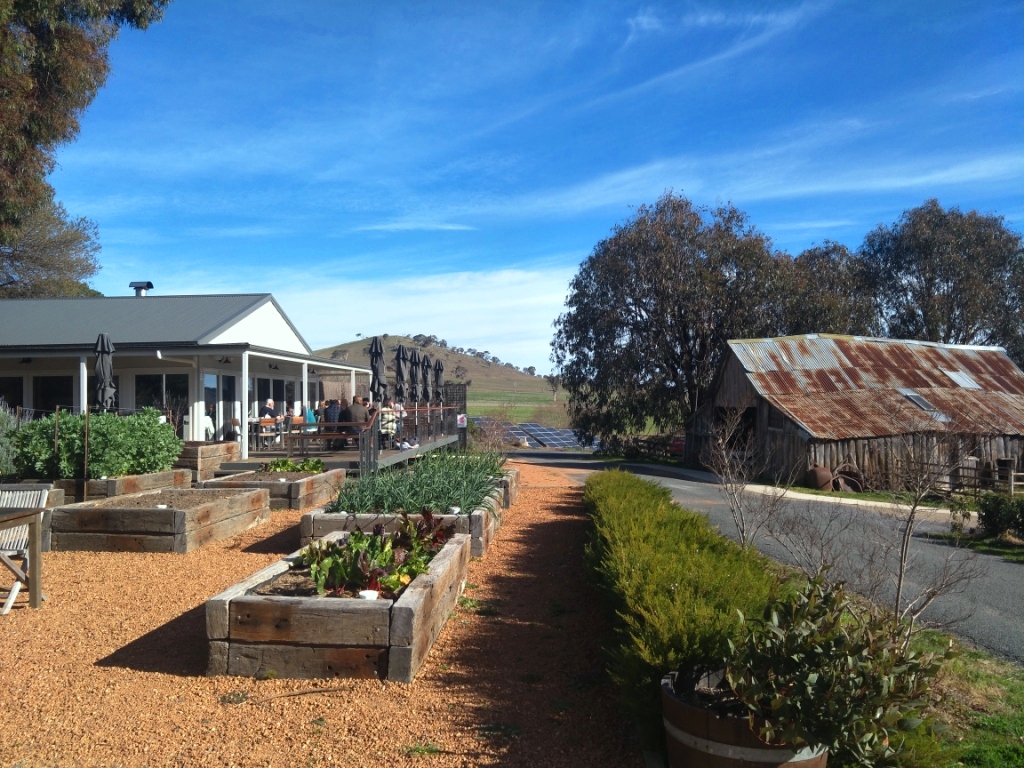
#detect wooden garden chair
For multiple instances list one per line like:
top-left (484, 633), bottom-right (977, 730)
top-left (0, 487), bottom-right (48, 615)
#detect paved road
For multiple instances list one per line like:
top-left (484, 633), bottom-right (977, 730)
top-left (511, 451), bottom-right (1024, 664)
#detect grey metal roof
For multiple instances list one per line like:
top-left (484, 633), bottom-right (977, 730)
top-left (0, 294), bottom-right (291, 349)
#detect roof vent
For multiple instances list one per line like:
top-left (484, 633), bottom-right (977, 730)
top-left (129, 281), bottom-right (154, 297)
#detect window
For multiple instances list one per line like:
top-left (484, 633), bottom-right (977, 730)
top-left (0, 377), bottom-right (23, 408)
top-left (32, 376), bottom-right (73, 414)
top-left (898, 388), bottom-right (950, 423)
top-left (135, 374), bottom-right (164, 408)
top-left (942, 369), bottom-right (981, 389)
top-left (768, 405), bottom-right (785, 430)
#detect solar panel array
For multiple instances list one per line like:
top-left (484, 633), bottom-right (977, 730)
top-left (468, 417), bottom-right (541, 447)
top-left (467, 417), bottom-right (593, 449)
top-left (519, 423), bottom-right (592, 449)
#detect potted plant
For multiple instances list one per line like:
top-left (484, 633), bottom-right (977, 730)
top-left (662, 575), bottom-right (953, 768)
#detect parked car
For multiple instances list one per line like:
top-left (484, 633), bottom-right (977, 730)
top-left (667, 436), bottom-right (685, 457)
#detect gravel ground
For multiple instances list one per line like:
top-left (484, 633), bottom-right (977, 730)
top-left (1, 461), bottom-right (641, 767)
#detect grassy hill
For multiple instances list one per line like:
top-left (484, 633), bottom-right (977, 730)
top-left (315, 335), bottom-right (568, 426)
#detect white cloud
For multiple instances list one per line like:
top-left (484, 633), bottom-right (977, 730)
top-left (625, 7), bottom-right (664, 46)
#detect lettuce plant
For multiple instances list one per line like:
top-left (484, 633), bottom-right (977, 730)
top-left (300, 510), bottom-right (455, 597)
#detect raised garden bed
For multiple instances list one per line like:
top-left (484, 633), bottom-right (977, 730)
top-left (300, 495), bottom-right (501, 557)
top-left (196, 468), bottom-right (345, 510)
top-left (48, 488), bottom-right (270, 553)
top-left (174, 441), bottom-right (240, 481)
top-left (20, 469), bottom-right (192, 505)
top-left (496, 467), bottom-right (521, 508)
top-left (299, 468), bottom-right (517, 556)
top-left (206, 530), bottom-right (469, 682)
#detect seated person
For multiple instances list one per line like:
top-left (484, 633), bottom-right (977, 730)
top-left (323, 399), bottom-right (343, 448)
top-left (379, 399), bottom-right (398, 447)
top-left (259, 398), bottom-right (283, 442)
top-left (344, 397), bottom-right (370, 432)
top-left (303, 403), bottom-right (317, 433)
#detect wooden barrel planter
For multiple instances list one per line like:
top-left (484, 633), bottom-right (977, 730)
top-left (661, 674), bottom-right (827, 768)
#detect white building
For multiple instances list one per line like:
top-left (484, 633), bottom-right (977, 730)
top-left (0, 290), bottom-right (369, 460)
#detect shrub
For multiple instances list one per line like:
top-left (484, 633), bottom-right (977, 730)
top-left (977, 493), bottom-right (1023, 537)
top-left (328, 451), bottom-right (505, 515)
top-left (12, 408), bottom-right (183, 479)
top-left (727, 576), bottom-right (954, 767)
top-left (582, 469), bottom-right (778, 747)
top-left (264, 458), bottom-right (326, 473)
top-left (0, 399), bottom-right (16, 477)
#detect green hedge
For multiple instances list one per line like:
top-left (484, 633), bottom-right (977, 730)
top-left (583, 469), bottom-right (778, 748)
top-left (12, 408), bottom-right (184, 479)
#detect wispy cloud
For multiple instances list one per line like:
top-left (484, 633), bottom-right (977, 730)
top-left (592, 1), bottom-right (832, 107)
top-left (624, 7), bottom-right (664, 46)
top-left (352, 221), bottom-right (476, 232)
top-left (185, 225), bottom-right (286, 238)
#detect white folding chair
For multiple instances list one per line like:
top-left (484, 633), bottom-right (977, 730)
top-left (0, 488), bottom-right (48, 615)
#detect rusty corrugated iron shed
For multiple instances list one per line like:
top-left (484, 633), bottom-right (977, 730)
top-left (729, 335), bottom-right (1024, 440)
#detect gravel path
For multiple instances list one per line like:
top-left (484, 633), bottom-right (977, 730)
top-left (1, 461), bottom-right (641, 767)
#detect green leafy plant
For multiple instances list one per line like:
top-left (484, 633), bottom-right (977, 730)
top-left (264, 458), bottom-right (325, 473)
top-left (11, 408), bottom-right (183, 479)
top-left (726, 575), bottom-right (955, 767)
top-left (976, 492), bottom-right (1023, 537)
top-left (327, 451), bottom-right (505, 515)
top-left (300, 511), bottom-right (455, 597)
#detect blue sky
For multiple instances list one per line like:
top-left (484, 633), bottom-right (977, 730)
top-left (50, 1), bottom-right (1024, 371)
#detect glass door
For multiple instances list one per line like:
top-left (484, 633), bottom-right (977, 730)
top-left (221, 375), bottom-right (236, 440)
top-left (203, 373), bottom-right (218, 440)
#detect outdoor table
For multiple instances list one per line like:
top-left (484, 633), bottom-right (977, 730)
top-left (0, 507), bottom-right (44, 609)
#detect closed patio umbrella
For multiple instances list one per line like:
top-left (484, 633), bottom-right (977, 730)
top-left (394, 344), bottom-right (410, 403)
top-left (408, 349), bottom-right (421, 405)
top-left (433, 358), bottom-right (444, 405)
top-left (421, 354), bottom-right (432, 405)
top-left (94, 333), bottom-right (116, 412)
top-left (369, 336), bottom-right (389, 402)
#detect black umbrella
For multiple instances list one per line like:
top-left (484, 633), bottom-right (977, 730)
top-left (369, 336), bottom-right (389, 402)
top-left (408, 348), bottom-right (421, 404)
top-left (94, 334), bottom-right (116, 412)
top-left (394, 344), bottom-right (410, 403)
top-left (433, 358), bottom-right (444, 405)
top-left (421, 354), bottom-right (432, 405)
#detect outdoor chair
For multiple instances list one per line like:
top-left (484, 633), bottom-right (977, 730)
top-left (0, 487), bottom-right (48, 615)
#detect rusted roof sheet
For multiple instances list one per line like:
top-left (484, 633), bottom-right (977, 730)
top-left (729, 335), bottom-right (1024, 439)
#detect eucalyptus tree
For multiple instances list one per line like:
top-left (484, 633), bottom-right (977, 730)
top-left (552, 193), bottom-right (788, 442)
top-left (1, 0), bottom-right (169, 240)
top-left (860, 199), bottom-right (1024, 358)
top-left (0, 192), bottom-right (100, 297)
top-left (785, 241), bottom-right (878, 337)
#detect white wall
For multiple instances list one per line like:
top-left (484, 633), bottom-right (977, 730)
top-left (205, 302), bottom-right (308, 355)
